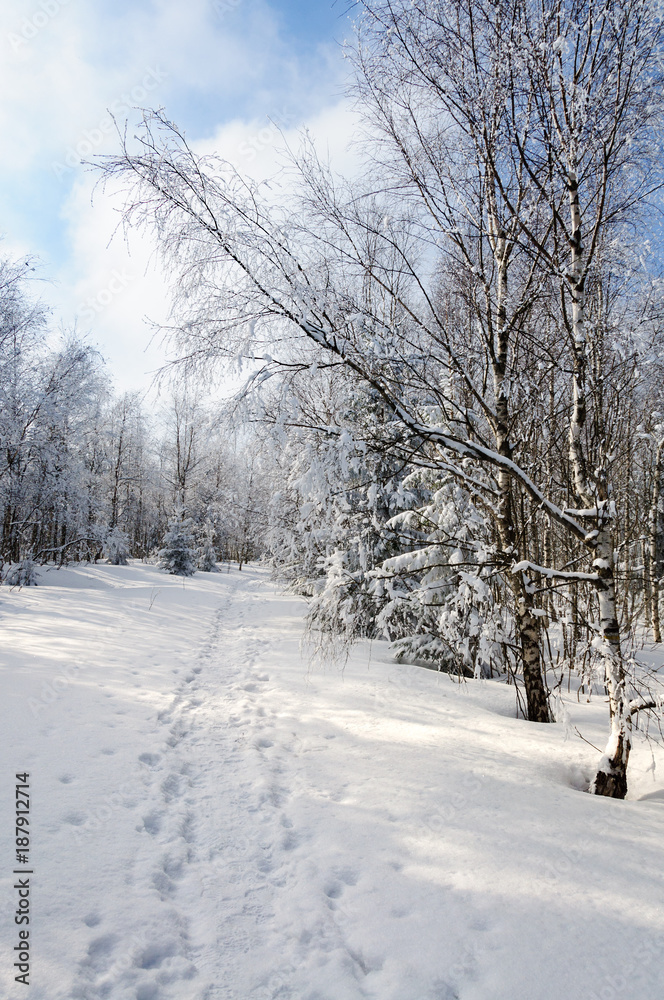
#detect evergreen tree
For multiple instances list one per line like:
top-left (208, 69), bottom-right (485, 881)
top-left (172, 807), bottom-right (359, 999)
top-left (197, 521), bottom-right (218, 572)
top-left (158, 515), bottom-right (197, 576)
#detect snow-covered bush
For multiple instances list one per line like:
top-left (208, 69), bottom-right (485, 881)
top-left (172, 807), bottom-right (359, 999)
top-left (2, 557), bottom-right (40, 587)
top-left (197, 521), bottom-right (218, 572)
top-left (103, 527), bottom-right (130, 566)
top-left (158, 515), bottom-right (197, 576)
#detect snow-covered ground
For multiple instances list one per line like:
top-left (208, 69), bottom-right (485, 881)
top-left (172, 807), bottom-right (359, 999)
top-left (1, 562), bottom-right (664, 1000)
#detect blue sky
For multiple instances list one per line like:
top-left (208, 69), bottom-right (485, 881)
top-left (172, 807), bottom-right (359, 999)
top-left (0, 0), bottom-right (355, 390)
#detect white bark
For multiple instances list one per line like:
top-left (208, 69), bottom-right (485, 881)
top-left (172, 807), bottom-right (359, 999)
top-left (647, 439), bottom-right (664, 643)
top-left (589, 525), bottom-right (629, 797)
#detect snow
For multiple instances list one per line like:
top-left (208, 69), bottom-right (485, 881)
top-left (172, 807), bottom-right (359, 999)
top-left (2, 563), bottom-right (664, 1000)
top-left (512, 558), bottom-right (600, 582)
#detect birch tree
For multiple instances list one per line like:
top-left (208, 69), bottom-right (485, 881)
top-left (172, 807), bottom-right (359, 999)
top-left (646, 436), bottom-right (664, 642)
top-left (506, 0), bottom-right (664, 796)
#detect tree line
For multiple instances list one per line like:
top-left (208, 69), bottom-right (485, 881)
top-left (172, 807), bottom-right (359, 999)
top-left (0, 255), bottom-right (266, 580)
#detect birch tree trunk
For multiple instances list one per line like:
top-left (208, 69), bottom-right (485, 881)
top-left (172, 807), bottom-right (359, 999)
top-left (490, 208), bottom-right (551, 723)
top-left (566, 159), bottom-right (629, 795)
top-left (647, 439), bottom-right (664, 643)
top-left (585, 518), bottom-right (628, 796)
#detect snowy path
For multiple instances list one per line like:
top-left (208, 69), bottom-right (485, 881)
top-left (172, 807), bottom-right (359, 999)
top-left (2, 564), bottom-right (664, 1000)
top-left (71, 574), bottom-right (469, 1000)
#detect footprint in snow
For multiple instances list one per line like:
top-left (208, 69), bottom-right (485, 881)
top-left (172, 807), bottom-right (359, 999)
top-left (63, 811), bottom-right (87, 826)
top-left (281, 829), bottom-right (300, 851)
top-left (324, 868), bottom-right (359, 906)
top-left (141, 812), bottom-right (163, 835)
top-left (136, 939), bottom-right (177, 970)
top-left (82, 912), bottom-right (101, 928)
top-left (80, 933), bottom-right (118, 973)
top-left (348, 946), bottom-right (384, 975)
top-left (180, 811), bottom-right (195, 844)
top-left (58, 774), bottom-right (75, 784)
top-left (255, 784), bottom-right (284, 810)
top-left (151, 865), bottom-right (181, 898)
top-left (160, 853), bottom-right (184, 881)
top-left (337, 867), bottom-right (359, 887)
top-left (138, 752), bottom-right (161, 767)
top-left (161, 773), bottom-right (182, 802)
top-left (255, 738), bottom-right (274, 749)
top-left (167, 723), bottom-right (188, 747)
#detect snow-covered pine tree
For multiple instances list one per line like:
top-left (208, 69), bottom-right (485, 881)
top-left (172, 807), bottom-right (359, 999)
top-left (197, 521), bottom-right (218, 571)
top-left (158, 514), bottom-right (197, 576)
top-left (373, 472), bottom-right (506, 679)
top-left (261, 370), bottom-right (414, 648)
top-left (304, 433), bottom-right (416, 648)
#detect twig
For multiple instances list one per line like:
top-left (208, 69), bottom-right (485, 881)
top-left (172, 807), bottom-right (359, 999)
top-left (574, 726), bottom-right (602, 753)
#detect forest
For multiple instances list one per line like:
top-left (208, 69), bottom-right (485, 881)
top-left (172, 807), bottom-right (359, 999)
top-left (4, 0), bottom-right (664, 801)
top-left (0, 253), bottom-right (267, 575)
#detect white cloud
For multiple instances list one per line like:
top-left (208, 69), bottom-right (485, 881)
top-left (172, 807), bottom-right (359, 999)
top-left (52, 96), bottom-right (360, 393)
top-left (198, 99), bottom-right (362, 180)
top-left (52, 173), bottom-right (172, 394)
top-left (0, 0), bottom-right (353, 392)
